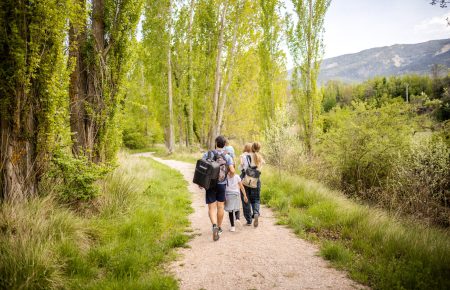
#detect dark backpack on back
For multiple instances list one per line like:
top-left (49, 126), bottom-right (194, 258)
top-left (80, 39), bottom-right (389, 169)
top-left (192, 150), bottom-right (228, 190)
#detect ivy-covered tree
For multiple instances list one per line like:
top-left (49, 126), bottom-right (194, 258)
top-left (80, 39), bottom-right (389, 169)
top-left (0, 0), bottom-right (75, 200)
top-left (69, 0), bottom-right (144, 162)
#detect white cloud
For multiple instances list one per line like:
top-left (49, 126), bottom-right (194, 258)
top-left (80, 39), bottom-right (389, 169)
top-left (414, 12), bottom-right (450, 36)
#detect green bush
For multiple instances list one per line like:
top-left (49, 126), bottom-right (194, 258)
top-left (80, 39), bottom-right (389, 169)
top-left (319, 101), bottom-right (412, 199)
top-left (50, 151), bottom-right (110, 202)
top-left (122, 128), bottom-right (151, 149)
top-left (388, 135), bottom-right (450, 225)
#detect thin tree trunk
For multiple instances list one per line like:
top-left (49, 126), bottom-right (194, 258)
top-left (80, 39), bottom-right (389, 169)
top-left (167, 0), bottom-right (175, 154)
top-left (208, 0), bottom-right (228, 149)
top-left (305, 0), bottom-right (313, 156)
top-left (217, 0), bottom-right (243, 135)
top-left (187, 0), bottom-right (195, 147)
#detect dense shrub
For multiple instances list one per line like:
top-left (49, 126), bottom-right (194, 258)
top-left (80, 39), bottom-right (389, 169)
top-left (264, 107), bottom-right (303, 172)
top-left (387, 135), bottom-right (450, 225)
top-left (49, 151), bottom-right (110, 202)
top-left (122, 128), bottom-right (151, 149)
top-left (319, 101), bottom-right (412, 198)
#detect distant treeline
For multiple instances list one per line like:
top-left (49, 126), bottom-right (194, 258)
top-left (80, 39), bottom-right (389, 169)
top-left (321, 72), bottom-right (450, 122)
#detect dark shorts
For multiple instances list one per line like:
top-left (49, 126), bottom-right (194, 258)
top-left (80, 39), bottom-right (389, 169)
top-left (206, 183), bottom-right (226, 204)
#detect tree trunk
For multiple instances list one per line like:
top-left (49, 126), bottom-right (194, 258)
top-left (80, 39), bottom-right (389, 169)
top-left (69, 0), bottom-right (106, 162)
top-left (208, 0), bottom-right (228, 149)
top-left (187, 0), bottom-right (195, 147)
top-left (69, 10), bottom-right (88, 157)
top-left (305, 0), bottom-right (313, 157)
top-left (0, 92), bottom-right (37, 201)
top-left (167, 0), bottom-right (175, 154)
top-left (0, 2), bottom-right (38, 201)
top-left (217, 0), bottom-right (242, 135)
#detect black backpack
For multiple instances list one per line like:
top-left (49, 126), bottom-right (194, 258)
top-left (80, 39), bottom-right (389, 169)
top-left (192, 150), bottom-right (228, 189)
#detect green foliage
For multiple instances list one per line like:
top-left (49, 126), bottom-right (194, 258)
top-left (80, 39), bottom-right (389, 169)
top-left (0, 153), bottom-right (192, 289)
top-left (319, 101), bottom-right (413, 196)
top-left (261, 167), bottom-right (450, 289)
top-left (50, 151), bottom-right (110, 202)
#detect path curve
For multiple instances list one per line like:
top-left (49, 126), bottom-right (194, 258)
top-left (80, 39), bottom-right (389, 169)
top-left (135, 153), bottom-right (365, 290)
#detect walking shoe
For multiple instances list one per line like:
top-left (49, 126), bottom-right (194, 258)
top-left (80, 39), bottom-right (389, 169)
top-left (253, 214), bottom-right (259, 228)
top-left (235, 219), bottom-right (242, 228)
top-left (218, 227), bottom-right (223, 235)
top-left (246, 222), bottom-right (252, 226)
top-left (212, 225), bottom-right (219, 241)
top-left (230, 226), bottom-right (236, 232)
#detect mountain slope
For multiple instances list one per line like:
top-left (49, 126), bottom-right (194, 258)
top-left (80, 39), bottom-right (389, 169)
top-left (319, 38), bottom-right (450, 83)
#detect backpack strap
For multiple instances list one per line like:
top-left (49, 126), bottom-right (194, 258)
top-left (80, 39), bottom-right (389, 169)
top-left (207, 150), bottom-right (215, 160)
top-left (246, 154), bottom-right (256, 169)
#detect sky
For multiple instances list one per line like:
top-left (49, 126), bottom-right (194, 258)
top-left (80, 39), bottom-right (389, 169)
top-left (319, 0), bottom-right (450, 58)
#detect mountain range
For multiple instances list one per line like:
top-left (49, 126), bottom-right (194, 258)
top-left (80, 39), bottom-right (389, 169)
top-left (318, 38), bottom-right (450, 84)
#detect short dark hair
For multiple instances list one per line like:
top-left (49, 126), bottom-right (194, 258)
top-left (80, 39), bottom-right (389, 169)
top-left (215, 135), bottom-right (226, 148)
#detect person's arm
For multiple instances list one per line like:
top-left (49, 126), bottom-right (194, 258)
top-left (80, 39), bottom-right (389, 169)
top-left (227, 155), bottom-right (235, 175)
top-left (239, 181), bottom-right (248, 203)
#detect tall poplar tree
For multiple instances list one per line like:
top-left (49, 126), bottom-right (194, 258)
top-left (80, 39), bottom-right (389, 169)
top-left (69, 0), bottom-right (143, 162)
top-left (258, 0), bottom-right (284, 122)
top-left (287, 0), bottom-right (330, 156)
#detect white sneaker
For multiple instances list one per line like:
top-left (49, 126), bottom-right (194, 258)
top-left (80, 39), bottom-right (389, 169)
top-left (235, 219), bottom-right (242, 228)
top-left (230, 226), bottom-right (236, 232)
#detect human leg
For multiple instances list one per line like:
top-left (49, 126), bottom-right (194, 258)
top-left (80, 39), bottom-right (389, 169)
top-left (215, 184), bottom-right (226, 229)
top-left (208, 202), bottom-right (218, 225)
top-left (241, 187), bottom-right (252, 224)
top-left (217, 201), bottom-right (225, 228)
top-left (229, 212), bottom-right (235, 226)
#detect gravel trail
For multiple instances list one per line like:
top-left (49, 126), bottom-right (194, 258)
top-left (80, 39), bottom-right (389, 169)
top-left (135, 153), bottom-right (366, 290)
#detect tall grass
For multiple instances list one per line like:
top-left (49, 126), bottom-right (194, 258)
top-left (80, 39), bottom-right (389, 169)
top-left (0, 153), bottom-right (192, 289)
top-left (262, 167), bottom-right (450, 289)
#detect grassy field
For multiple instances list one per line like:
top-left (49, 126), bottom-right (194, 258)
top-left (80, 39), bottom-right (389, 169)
top-left (0, 153), bottom-right (192, 289)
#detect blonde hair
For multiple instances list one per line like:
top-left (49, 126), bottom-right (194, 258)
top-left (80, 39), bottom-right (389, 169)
top-left (243, 143), bottom-right (252, 153)
top-left (251, 142), bottom-right (263, 167)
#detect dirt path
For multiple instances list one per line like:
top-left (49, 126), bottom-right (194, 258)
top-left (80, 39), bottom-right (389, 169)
top-left (136, 153), bottom-right (365, 290)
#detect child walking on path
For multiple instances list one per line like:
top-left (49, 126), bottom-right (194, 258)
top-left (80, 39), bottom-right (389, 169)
top-left (224, 171), bottom-right (248, 232)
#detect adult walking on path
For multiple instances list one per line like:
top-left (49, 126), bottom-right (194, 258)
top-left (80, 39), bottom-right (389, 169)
top-left (201, 135), bottom-right (235, 241)
top-left (136, 152), bottom-right (366, 290)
